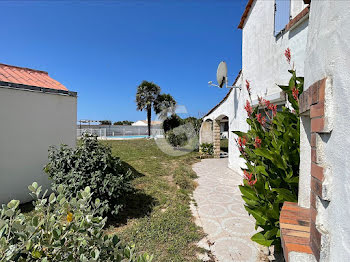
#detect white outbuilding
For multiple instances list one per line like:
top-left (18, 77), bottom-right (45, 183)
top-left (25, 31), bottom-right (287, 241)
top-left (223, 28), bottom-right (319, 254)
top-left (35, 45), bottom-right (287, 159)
top-left (0, 63), bottom-right (77, 204)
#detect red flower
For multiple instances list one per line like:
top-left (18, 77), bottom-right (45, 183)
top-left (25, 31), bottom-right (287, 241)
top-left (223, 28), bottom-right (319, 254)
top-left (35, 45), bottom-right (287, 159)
top-left (249, 178), bottom-right (257, 186)
top-left (267, 104), bottom-right (277, 117)
top-left (244, 100), bottom-right (253, 116)
top-left (256, 113), bottom-right (261, 122)
top-left (243, 170), bottom-right (252, 181)
top-left (263, 99), bottom-right (271, 108)
top-left (246, 80), bottom-right (251, 96)
top-left (292, 87), bottom-right (299, 100)
top-left (255, 114), bottom-right (266, 126)
top-left (285, 48), bottom-right (291, 64)
top-left (238, 136), bottom-right (246, 147)
top-left (259, 98), bottom-right (277, 117)
top-left (254, 137), bottom-right (262, 148)
top-left (237, 136), bottom-right (247, 152)
top-left (243, 170), bottom-right (257, 186)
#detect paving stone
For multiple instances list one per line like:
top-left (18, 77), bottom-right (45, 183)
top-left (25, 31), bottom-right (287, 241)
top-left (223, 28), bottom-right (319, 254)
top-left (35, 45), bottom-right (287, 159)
top-left (192, 159), bottom-right (264, 262)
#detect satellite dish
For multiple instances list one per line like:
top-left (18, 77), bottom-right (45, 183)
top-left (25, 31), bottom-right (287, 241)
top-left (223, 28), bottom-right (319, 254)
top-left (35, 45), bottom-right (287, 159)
top-left (216, 61), bottom-right (228, 88)
top-left (208, 61), bottom-right (240, 90)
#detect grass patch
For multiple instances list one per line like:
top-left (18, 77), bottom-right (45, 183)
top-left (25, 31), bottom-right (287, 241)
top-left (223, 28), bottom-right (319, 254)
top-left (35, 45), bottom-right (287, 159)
top-left (103, 139), bottom-right (204, 261)
top-left (220, 138), bottom-right (228, 152)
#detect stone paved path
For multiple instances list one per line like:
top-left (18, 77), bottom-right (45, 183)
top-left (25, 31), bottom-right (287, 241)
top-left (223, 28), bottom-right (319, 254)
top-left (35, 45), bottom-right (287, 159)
top-left (191, 158), bottom-right (262, 262)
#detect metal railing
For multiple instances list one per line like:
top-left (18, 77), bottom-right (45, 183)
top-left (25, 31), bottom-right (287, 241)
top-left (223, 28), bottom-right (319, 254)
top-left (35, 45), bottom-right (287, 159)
top-left (77, 126), bottom-right (164, 139)
top-left (77, 128), bottom-right (107, 139)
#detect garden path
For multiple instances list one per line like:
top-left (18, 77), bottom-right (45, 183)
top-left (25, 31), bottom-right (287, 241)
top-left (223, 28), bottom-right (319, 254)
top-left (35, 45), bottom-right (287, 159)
top-left (191, 158), bottom-right (263, 262)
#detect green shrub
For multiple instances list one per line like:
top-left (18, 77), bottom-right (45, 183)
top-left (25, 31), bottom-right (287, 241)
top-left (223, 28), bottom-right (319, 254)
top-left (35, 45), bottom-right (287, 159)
top-left (162, 114), bottom-right (182, 133)
top-left (0, 182), bottom-right (153, 262)
top-left (44, 133), bottom-right (133, 217)
top-left (183, 117), bottom-right (202, 138)
top-left (234, 65), bottom-right (303, 249)
top-left (200, 143), bottom-right (214, 156)
top-left (166, 129), bottom-right (188, 147)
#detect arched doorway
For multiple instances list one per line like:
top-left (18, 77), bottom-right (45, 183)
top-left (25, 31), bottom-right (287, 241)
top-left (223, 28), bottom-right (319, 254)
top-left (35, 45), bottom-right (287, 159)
top-left (214, 115), bottom-right (229, 158)
top-left (199, 119), bottom-right (213, 145)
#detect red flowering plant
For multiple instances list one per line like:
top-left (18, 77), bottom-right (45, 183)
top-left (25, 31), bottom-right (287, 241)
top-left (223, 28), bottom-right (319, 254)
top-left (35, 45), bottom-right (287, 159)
top-left (233, 48), bottom-right (303, 249)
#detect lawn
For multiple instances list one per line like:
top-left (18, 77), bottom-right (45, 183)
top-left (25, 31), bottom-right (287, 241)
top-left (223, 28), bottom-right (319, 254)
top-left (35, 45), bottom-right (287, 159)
top-left (102, 139), bottom-right (204, 261)
top-left (220, 138), bottom-right (228, 152)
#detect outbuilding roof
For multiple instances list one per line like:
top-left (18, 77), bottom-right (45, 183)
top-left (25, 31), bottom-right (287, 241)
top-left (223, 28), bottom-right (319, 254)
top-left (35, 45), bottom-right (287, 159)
top-left (0, 63), bottom-right (67, 91)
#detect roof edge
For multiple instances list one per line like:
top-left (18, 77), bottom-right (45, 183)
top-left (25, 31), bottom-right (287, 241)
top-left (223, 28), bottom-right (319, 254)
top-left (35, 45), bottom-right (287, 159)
top-left (0, 81), bottom-right (77, 97)
top-left (238, 0), bottom-right (255, 29)
top-left (0, 63), bottom-right (48, 75)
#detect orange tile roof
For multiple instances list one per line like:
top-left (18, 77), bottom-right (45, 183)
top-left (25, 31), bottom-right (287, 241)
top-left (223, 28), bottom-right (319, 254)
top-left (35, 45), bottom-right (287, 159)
top-left (0, 63), bottom-right (67, 91)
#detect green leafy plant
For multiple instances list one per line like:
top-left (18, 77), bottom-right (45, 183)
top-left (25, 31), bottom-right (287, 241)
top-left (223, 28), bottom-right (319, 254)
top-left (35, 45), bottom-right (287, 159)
top-left (183, 117), bottom-right (202, 138)
top-left (200, 143), bottom-right (214, 156)
top-left (233, 49), bottom-right (303, 249)
top-left (162, 114), bottom-right (182, 133)
top-left (0, 182), bottom-right (153, 262)
top-left (44, 133), bottom-right (134, 217)
top-left (166, 129), bottom-right (188, 147)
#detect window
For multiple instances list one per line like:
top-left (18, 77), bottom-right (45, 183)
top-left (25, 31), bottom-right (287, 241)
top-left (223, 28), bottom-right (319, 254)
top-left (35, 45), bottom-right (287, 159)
top-left (274, 0), bottom-right (291, 36)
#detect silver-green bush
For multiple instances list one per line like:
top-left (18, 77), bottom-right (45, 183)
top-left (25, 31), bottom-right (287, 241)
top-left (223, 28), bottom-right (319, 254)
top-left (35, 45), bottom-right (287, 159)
top-left (0, 182), bottom-right (153, 262)
top-left (44, 133), bottom-right (134, 217)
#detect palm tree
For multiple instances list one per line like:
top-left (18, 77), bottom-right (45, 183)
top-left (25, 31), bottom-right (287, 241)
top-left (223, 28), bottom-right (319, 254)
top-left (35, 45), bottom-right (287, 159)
top-left (154, 93), bottom-right (177, 121)
top-left (136, 81), bottom-right (161, 137)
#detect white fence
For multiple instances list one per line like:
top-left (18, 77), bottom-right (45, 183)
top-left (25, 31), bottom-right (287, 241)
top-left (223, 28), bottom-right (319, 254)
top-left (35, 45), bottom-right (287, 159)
top-left (77, 128), bottom-right (107, 139)
top-left (77, 126), bottom-right (164, 139)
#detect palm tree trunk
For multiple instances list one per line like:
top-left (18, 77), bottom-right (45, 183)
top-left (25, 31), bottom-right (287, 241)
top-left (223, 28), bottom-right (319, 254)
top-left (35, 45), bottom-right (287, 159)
top-left (147, 105), bottom-right (152, 137)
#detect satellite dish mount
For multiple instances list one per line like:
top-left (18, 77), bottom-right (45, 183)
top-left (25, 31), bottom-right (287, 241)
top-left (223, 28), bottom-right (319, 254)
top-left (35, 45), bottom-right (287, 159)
top-left (208, 61), bottom-right (241, 90)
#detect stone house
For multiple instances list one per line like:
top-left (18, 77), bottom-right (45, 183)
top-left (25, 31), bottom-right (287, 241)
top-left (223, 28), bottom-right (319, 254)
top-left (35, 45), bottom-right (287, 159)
top-left (200, 0), bottom-right (350, 261)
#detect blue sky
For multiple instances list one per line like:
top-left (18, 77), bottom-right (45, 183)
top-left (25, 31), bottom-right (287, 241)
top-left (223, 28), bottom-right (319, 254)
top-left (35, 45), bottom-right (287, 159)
top-left (1, 0), bottom-right (246, 122)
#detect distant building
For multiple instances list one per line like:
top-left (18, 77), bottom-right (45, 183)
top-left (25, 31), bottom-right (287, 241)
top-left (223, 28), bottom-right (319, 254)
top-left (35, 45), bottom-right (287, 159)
top-left (132, 120), bottom-right (162, 126)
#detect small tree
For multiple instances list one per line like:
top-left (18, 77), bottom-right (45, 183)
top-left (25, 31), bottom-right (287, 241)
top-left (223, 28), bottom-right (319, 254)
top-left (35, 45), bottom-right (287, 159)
top-left (136, 81), bottom-right (161, 137)
top-left (100, 120), bottom-right (111, 125)
top-left (183, 117), bottom-right (202, 138)
top-left (154, 93), bottom-right (176, 120)
top-left (162, 114), bottom-right (182, 133)
top-left (114, 120), bottom-right (134, 125)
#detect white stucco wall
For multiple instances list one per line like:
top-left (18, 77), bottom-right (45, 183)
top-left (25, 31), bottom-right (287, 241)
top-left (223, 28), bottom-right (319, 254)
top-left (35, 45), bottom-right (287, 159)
top-left (242, 0), bottom-right (308, 100)
top-left (303, 1), bottom-right (350, 260)
top-left (0, 87), bottom-right (77, 204)
top-left (290, 0), bottom-right (308, 19)
top-left (203, 0), bottom-right (309, 175)
top-left (203, 73), bottom-right (248, 174)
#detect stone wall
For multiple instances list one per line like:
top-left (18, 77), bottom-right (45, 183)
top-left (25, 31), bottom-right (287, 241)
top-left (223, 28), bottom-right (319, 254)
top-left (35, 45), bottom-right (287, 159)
top-left (199, 120), bottom-right (213, 144)
top-left (213, 120), bottom-right (221, 158)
